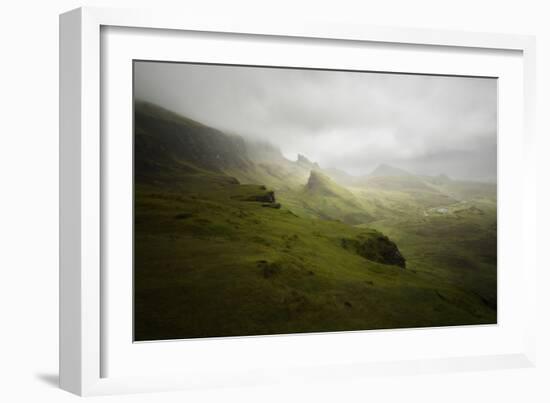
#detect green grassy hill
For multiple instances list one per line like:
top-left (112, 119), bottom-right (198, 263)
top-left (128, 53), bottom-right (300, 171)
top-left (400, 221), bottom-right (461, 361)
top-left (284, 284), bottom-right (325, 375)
top-left (134, 102), bottom-right (497, 341)
top-left (296, 170), bottom-right (373, 224)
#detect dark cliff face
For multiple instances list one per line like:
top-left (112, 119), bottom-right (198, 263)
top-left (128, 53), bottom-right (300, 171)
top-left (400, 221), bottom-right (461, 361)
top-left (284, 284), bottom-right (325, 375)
top-left (134, 101), bottom-right (251, 175)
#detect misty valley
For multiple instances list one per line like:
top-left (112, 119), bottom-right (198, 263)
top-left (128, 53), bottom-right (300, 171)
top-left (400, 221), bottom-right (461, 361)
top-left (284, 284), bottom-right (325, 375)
top-left (134, 101), bottom-right (497, 340)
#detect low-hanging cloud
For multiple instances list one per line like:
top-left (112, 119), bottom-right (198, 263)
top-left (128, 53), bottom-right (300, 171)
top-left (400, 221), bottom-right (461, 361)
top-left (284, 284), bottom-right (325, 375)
top-left (135, 61), bottom-right (497, 181)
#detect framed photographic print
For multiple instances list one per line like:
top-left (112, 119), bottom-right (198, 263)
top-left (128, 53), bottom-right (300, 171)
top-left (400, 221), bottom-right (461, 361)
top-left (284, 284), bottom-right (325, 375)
top-left (132, 61), bottom-right (498, 341)
top-left (60, 7), bottom-right (537, 396)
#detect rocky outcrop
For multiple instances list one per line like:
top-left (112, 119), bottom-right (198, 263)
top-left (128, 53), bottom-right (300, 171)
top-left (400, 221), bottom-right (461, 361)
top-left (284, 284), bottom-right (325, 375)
top-left (341, 232), bottom-right (406, 268)
top-left (244, 190), bottom-right (276, 203)
top-left (231, 186), bottom-right (282, 209)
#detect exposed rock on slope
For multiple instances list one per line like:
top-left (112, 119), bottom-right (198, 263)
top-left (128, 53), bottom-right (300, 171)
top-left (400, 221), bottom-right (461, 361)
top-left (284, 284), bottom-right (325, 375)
top-left (244, 190), bottom-right (276, 203)
top-left (341, 232), bottom-right (406, 268)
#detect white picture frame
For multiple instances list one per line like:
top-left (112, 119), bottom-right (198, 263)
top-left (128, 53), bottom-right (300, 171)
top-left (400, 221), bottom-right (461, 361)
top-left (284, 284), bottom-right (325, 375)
top-left (59, 6), bottom-right (537, 396)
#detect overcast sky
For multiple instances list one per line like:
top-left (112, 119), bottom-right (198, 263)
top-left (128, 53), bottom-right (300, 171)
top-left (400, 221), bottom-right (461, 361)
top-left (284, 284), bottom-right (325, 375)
top-left (135, 61), bottom-right (497, 181)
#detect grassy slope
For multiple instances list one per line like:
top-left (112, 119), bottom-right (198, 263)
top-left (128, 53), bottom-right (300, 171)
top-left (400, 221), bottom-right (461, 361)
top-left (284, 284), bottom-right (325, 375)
top-left (349, 174), bottom-right (497, 310)
top-left (364, 198), bottom-right (497, 311)
top-left (135, 172), bottom-right (495, 340)
top-left (228, 167), bottom-right (376, 225)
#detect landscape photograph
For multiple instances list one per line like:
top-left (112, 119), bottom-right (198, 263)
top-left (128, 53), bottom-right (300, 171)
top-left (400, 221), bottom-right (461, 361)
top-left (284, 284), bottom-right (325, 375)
top-left (133, 61), bottom-right (497, 341)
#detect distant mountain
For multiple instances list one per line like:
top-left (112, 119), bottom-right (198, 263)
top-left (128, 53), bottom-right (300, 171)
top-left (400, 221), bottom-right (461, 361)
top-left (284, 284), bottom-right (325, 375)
top-left (323, 167), bottom-right (358, 186)
top-left (369, 164), bottom-right (411, 177)
top-left (364, 174), bottom-right (437, 193)
top-left (345, 164), bottom-right (457, 209)
top-left (422, 173), bottom-right (452, 186)
top-left (355, 164), bottom-right (451, 197)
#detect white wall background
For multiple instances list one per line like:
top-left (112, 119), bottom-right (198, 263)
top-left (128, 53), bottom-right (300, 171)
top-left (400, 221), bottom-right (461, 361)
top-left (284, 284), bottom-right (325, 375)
top-left (0, 0), bottom-right (548, 401)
